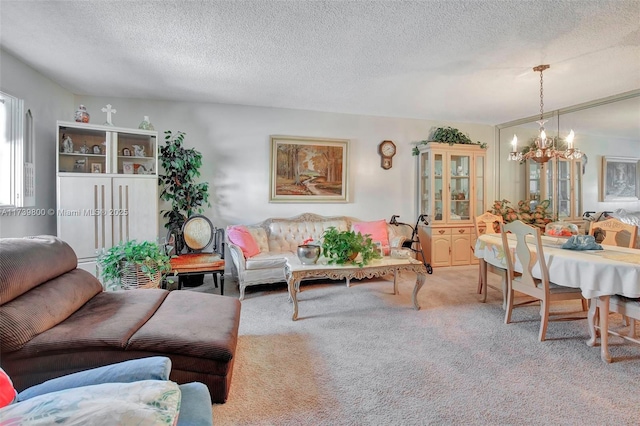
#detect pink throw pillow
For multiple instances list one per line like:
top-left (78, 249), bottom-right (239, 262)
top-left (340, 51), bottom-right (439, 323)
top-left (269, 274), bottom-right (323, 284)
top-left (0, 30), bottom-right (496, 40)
top-left (0, 368), bottom-right (17, 408)
top-left (352, 220), bottom-right (390, 255)
top-left (228, 225), bottom-right (261, 258)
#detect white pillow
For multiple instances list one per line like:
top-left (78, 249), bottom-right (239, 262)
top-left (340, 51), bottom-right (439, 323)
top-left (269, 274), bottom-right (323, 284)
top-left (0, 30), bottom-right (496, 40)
top-left (0, 380), bottom-right (181, 425)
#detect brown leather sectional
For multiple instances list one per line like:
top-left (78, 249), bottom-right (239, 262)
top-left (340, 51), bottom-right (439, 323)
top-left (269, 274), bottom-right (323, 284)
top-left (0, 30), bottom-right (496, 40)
top-left (0, 235), bottom-right (241, 403)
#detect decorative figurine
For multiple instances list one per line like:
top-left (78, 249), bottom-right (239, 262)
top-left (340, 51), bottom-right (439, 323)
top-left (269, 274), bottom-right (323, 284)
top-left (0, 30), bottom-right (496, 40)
top-left (74, 105), bottom-right (90, 123)
top-left (138, 116), bottom-right (155, 130)
top-left (132, 145), bottom-right (145, 157)
top-left (101, 104), bottom-right (116, 126)
top-left (62, 134), bottom-right (74, 153)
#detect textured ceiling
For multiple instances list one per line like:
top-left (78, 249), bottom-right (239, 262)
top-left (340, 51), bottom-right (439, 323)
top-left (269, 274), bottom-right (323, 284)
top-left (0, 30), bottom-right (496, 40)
top-left (1, 0), bottom-right (639, 125)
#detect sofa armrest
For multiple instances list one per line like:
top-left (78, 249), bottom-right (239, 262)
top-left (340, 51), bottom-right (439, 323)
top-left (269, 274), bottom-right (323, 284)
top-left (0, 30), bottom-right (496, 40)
top-left (17, 357), bottom-right (172, 402)
top-left (227, 241), bottom-right (247, 273)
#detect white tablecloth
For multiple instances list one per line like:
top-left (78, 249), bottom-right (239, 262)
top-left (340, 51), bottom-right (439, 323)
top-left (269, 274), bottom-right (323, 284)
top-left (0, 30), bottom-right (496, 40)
top-left (475, 234), bottom-right (640, 299)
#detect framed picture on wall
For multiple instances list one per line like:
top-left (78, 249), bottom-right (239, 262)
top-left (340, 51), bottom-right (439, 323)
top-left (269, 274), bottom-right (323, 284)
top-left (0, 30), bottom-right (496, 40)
top-left (600, 156), bottom-right (640, 201)
top-left (269, 135), bottom-right (349, 203)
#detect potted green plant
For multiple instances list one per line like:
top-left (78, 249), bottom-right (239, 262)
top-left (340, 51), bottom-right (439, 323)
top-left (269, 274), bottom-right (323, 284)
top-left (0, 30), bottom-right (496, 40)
top-left (97, 240), bottom-right (171, 291)
top-left (158, 130), bottom-right (211, 238)
top-left (321, 227), bottom-right (382, 267)
top-left (412, 126), bottom-right (487, 155)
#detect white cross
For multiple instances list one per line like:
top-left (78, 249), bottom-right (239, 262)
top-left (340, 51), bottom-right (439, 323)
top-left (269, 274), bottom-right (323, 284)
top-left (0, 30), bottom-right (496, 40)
top-left (101, 104), bottom-right (117, 126)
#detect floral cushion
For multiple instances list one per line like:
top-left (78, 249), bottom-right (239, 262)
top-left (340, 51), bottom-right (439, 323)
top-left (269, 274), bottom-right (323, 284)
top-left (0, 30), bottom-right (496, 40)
top-left (0, 380), bottom-right (180, 425)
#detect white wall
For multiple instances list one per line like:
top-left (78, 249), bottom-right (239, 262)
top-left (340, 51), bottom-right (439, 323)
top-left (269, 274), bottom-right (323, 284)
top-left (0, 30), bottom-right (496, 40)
top-left (74, 96), bottom-right (496, 235)
top-left (1, 49), bottom-right (497, 240)
top-left (0, 49), bottom-right (74, 238)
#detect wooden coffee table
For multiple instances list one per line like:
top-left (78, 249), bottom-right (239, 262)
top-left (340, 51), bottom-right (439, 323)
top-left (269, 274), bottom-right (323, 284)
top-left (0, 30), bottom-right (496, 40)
top-left (284, 256), bottom-right (428, 320)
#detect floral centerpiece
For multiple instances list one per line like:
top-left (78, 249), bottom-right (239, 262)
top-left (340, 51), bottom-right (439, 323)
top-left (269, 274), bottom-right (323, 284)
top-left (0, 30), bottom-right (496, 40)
top-left (489, 199), bottom-right (554, 231)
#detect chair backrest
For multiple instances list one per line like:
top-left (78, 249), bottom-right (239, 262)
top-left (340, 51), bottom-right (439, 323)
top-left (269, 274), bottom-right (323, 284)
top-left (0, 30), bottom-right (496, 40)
top-left (182, 215), bottom-right (214, 253)
top-left (213, 228), bottom-right (225, 259)
top-left (500, 220), bottom-right (550, 290)
top-left (474, 212), bottom-right (504, 236)
top-left (588, 218), bottom-right (638, 248)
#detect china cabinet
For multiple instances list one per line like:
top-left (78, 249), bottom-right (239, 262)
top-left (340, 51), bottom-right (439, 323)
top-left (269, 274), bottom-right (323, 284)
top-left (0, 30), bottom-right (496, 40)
top-left (56, 121), bottom-right (159, 277)
top-left (416, 143), bottom-right (486, 267)
top-left (525, 158), bottom-right (582, 223)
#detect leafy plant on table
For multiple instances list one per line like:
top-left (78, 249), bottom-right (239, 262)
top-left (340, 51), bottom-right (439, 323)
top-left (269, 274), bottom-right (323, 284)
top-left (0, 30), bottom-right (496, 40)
top-left (321, 227), bottom-right (382, 267)
top-left (97, 240), bottom-right (171, 290)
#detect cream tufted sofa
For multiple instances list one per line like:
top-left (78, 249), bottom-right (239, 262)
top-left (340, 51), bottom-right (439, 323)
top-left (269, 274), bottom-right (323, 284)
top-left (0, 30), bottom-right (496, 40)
top-left (226, 213), bottom-right (410, 300)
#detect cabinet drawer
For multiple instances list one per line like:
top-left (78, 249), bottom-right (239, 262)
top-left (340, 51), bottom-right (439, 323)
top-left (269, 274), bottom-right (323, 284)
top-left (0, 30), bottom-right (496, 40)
top-left (431, 227), bottom-right (451, 236)
top-left (451, 227), bottom-right (471, 235)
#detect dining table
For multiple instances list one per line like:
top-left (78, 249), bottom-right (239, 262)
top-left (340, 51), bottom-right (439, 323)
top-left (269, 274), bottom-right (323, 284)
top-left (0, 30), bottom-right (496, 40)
top-left (475, 232), bottom-right (640, 362)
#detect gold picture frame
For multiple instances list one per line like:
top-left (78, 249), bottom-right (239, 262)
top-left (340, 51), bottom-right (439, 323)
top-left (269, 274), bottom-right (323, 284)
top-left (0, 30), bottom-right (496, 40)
top-left (90, 162), bottom-right (102, 173)
top-left (270, 135), bottom-right (349, 203)
top-left (600, 156), bottom-right (640, 201)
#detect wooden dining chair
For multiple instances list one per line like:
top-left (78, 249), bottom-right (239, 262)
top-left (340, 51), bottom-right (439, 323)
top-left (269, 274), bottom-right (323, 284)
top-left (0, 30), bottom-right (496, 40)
top-left (588, 218), bottom-right (638, 248)
top-left (501, 220), bottom-right (586, 341)
top-left (588, 218), bottom-right (638, 338)
top-left (474, 212), bottom-right (506, 303)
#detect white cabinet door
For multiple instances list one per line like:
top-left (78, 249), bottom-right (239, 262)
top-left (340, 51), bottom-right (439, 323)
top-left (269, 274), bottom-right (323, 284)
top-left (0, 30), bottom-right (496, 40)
top-left (111, 177), bottom-right (158, 244)
top-left (57, 176), bottom-right (113, 260)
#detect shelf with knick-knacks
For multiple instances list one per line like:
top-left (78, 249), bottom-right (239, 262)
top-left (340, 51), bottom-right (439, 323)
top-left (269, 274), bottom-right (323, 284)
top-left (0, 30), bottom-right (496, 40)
top-left (57, 121), bottom-right (157, 175)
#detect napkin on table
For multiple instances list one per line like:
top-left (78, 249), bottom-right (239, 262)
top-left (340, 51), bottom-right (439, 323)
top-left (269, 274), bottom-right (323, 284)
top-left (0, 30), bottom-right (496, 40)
top-left (561, 235), bottom-right (603, 251)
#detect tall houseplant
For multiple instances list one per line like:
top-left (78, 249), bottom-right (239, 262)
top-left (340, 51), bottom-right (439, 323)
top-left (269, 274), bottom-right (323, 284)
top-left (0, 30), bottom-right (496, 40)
top-left (158, 131), bottom-right (211, 236)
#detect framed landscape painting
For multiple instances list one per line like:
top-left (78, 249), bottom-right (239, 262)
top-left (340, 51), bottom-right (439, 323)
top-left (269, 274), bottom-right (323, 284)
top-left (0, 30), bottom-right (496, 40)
top-left (600, 156), bottom-right (640, 201)
top-left (270, 135), bottom-right (349, 203)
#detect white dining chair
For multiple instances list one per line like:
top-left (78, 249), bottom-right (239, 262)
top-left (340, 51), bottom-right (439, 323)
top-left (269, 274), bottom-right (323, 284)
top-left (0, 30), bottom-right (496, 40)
top-left (501, 220), bottom-right (587, 341)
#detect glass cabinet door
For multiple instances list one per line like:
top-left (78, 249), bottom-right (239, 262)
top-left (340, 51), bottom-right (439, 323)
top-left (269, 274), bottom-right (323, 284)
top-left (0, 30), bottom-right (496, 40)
top-left (574, 160), bottom-right (582, 219)
top-left (475, 154), bottom-right (485, 217)
top-left (58, 126), bottom-right (107, 174)
top-left (116, 132), bottom-right (157, 175)
top-left (434, 153), bottom-right (444, 221)
top-left (556, 159), bottom-right (571, 219)
top-left (420, 151), bottom-right (431, 217)
top-left (449, 154), bottom-right (470, 221)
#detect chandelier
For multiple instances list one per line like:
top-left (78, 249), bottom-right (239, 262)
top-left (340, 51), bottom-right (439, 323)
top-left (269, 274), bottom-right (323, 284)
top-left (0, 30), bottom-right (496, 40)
top-left (508, 65), bottom-right (582, 163)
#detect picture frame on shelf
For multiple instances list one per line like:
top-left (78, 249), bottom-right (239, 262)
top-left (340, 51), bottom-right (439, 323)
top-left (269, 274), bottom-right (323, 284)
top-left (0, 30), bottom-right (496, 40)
top-left (269, 135), bottom-right (349, 203)
top-left (92, 144), bottom-right (102, 155)
top-left (600, 156), bottom-right (640, 201)
top-left (122, 147), bottom-right (131, 156)
top-left (73, 159), bottom-right (86, 173)
top-left (123, 161), bottom-right (134, 174)
top-left (90, 163), bottom-right (102, 173)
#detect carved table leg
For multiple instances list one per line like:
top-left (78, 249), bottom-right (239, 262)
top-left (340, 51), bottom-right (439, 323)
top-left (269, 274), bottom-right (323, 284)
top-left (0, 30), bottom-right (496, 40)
top-left (412, 272), bottom-right (426, 310)
top-left (287, 275), bottom-right (300, 321)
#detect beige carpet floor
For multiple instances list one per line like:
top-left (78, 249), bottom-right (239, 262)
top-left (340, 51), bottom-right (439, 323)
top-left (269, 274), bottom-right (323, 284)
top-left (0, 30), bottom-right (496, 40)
top-left (188, 265), bottom-right (640, 425)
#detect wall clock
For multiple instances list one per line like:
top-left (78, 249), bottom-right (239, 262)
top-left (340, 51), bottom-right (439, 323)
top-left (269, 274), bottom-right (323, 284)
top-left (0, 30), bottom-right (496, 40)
top-left (378, 140), bottom-right (396, 170)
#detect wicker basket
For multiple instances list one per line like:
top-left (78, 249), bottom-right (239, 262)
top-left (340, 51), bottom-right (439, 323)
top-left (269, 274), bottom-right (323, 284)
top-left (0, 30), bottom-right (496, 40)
top-left (120, 262), bottom-right (161, 290)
